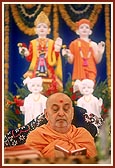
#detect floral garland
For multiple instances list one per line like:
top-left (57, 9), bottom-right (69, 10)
top-left (42, 4), bottom-right (52, 17)
top-left (53, 4), bottom-right (59, 40)
top-left (16, 5), bottom-right (42, 28)
top-left (105, 4), bottom-right (111, 87)
top-left (64, 4), bottom-right (94, 22)
top-left (58, 4), bottom-right (76, 32)
top-left (4, 4), bottom-right (10, 93)
top-left (4, 4), bottom-right (10, 133)
top-left (68, 4), bottom-right (91, 14)
top-left (10, 4), bottom-right (103, 35)
top-left (18, 4), bottom-right (42, 18)
top-left (58, 4), bottom-right (102, 31)
top-left (10, 4), bottom-right (35, 36)
top-left (89, 4), bottom-right (102, 29)
top-left (10, 4), bottom-right (52, 36)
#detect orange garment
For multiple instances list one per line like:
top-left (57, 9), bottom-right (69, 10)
top-left (25, 124), bottom-right (97, 158)
top-left (69, 38), bottom-right (97, 81)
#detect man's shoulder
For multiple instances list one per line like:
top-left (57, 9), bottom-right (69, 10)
top-left (73, 125), bottom-right (85, 130)
top-left (73, 125), bottom-right (92, 135)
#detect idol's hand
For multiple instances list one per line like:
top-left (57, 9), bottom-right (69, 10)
top-left (62, 48), bottom-right (73, 57)
top-left (18, 47), bottom-right (29, 57)
top-left (98, 41), bottom-right (105, 55)
top-left (54, 37), bottom-right (63, 52)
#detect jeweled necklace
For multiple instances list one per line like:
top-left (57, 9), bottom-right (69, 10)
top-left (78, 40), bottom-right (92, 66)
top-left (37, 38), bottom-right (48, 56)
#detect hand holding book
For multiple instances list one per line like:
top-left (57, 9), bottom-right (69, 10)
top-left (55, 145), bottom-right (87, 157)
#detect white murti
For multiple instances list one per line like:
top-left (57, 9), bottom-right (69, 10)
top-left (20, 77), bottom-right (47, 125)
top-left (73, 79), bottom-right (103, 118)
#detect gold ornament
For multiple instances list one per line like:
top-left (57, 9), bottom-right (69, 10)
top-left (34, 11), bottom-right (50, 27)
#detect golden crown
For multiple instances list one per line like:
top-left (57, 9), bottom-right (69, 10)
top-left (34, 11), bottom-right (50, 27)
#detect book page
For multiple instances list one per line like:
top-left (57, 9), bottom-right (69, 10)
top-left (54, 145), bottom-right (87, 156)
top-left (71, 147), bottom-right (87, 156)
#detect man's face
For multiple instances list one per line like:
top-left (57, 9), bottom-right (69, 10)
top-left (45, 94), bottom-right (74, 133)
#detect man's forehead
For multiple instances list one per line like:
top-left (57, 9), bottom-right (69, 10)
top-left (46, 93), bottom-right (72, 107)
top-left (51, 97), bottom-right (71, 105)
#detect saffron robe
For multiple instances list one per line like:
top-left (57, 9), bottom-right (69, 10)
top-left (25, 124), bottom-right (97, 158)
top-left (69, 38), bottom-right (97, 81)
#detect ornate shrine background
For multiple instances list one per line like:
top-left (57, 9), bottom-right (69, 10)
top-left (4, 3), bottom-right (111, 95)
top-left (3, 4), bottom-right (112, 164)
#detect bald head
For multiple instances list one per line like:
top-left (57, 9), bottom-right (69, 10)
top-left (46, 92), bottom-right (73, 108)
top-left (45, 92), bottom-right (74, 133)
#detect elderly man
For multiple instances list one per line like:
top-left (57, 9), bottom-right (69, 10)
top-left (25, 92), bottom-right (97, 158)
